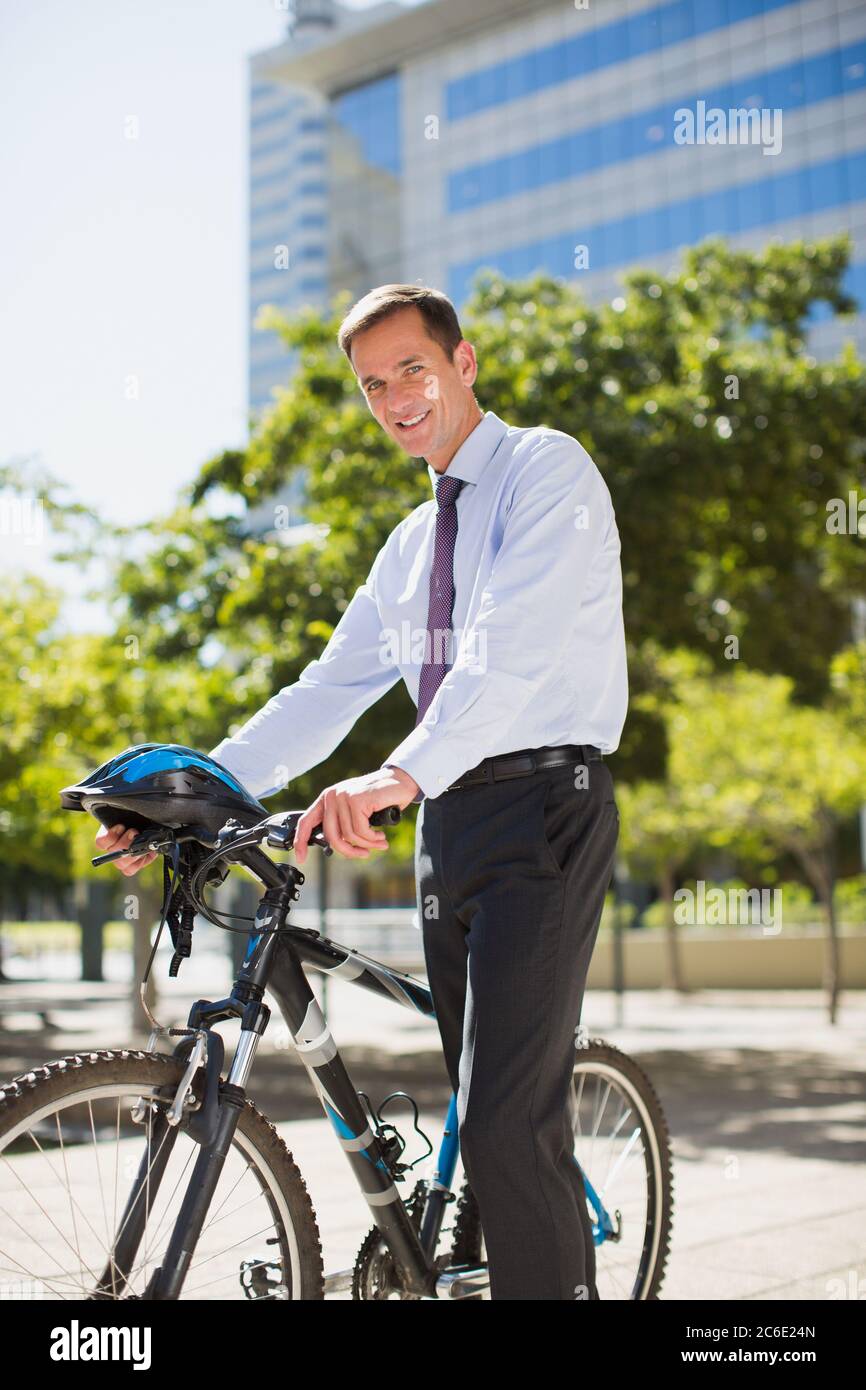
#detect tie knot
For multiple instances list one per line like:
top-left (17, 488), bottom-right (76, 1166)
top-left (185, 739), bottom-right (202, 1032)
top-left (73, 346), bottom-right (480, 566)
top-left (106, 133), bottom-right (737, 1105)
top-left (435, 473), bottom-right (464, 509)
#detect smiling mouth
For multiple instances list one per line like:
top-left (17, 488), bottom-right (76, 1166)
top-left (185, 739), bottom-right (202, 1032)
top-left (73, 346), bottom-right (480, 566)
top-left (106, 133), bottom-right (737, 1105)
top-left (395, 409), bottom-right (431, 433)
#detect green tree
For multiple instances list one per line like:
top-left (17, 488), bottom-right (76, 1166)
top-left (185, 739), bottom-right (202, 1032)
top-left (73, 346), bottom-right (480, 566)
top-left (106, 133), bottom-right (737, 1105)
top-left (649, 654), bottom-right (866, 1023)
top-left (8, 236), bottom-right (864, 888)
top-left (103, 235), bottom-right (864, 796)
top-left (617, 779), bottom-right (705, 992)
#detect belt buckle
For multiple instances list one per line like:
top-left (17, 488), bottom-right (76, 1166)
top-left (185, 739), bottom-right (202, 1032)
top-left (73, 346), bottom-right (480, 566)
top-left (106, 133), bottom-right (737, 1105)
top-left (492, 752), bottom-right (535, 782)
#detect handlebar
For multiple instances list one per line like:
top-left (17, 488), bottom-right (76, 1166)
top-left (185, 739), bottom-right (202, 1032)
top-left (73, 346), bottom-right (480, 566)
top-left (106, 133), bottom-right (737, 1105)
top-left (92, 804), bottom-right (403, 869)
top-left (89, 804), bottom-right (405, 980)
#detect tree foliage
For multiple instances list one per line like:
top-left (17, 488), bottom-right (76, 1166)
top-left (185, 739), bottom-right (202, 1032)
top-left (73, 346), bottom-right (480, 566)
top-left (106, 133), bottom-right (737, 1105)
top-left (5, 235), bottom-right (865, 891)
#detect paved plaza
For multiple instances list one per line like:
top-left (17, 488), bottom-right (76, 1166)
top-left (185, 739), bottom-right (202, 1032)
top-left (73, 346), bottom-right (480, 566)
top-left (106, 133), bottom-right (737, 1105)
top-left (1, 939), bottom-right (864, 1301)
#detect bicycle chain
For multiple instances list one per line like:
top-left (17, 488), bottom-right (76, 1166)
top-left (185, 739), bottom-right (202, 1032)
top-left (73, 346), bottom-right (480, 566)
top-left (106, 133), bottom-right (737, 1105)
top-left (351, 1180), bottom-right (433, 1300)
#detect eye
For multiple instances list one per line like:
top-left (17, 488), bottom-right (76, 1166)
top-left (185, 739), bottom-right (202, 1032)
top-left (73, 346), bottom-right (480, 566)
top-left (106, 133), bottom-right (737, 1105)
top-left (406, 364), bottom-right (423, 374)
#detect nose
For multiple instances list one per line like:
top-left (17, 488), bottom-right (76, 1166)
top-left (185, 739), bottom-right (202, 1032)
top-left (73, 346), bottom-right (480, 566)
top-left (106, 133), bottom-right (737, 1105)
top-left (385, 384), bottom-right (422, 421)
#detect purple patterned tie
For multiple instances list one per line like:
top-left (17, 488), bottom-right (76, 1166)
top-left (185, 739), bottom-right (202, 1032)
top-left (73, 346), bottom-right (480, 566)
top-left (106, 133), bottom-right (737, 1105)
top-left (415, 472), bottom-right (465, 725)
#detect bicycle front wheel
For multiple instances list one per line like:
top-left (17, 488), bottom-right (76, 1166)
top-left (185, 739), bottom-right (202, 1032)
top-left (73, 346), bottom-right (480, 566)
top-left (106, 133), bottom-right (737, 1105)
top-left (0, 1049), bottom-right (324, 1301)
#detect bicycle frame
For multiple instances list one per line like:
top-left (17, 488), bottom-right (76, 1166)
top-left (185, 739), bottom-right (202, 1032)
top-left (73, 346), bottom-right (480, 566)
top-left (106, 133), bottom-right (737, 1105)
top-left (108, 853), bottom-right (615, 1299)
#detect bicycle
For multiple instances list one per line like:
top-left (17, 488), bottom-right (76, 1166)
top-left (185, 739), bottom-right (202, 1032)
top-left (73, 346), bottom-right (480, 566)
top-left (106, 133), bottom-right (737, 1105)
top-left (0, 802), bottom-right (674, 1300)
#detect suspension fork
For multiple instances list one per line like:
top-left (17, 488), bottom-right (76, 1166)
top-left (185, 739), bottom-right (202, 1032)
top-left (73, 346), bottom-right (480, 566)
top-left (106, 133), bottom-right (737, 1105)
top-left (138, 889), bottom-right (287, 1300)
top-left (267, 931), bottom-right (437, 1297)
top-left (92, 1027), bottom-right (218, 1298)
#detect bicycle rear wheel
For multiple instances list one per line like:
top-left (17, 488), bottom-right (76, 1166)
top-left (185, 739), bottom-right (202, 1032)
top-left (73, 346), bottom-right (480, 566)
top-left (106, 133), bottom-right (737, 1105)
top-left (0, 1049), bottom-right (324, 1301)
top-left (448, 1038), bottom-right (674, 1300)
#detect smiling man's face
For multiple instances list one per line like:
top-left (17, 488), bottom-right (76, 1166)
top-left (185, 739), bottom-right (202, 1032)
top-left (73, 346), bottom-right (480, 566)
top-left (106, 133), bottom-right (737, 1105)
top-left (350, 305), bottom-right (482, 473)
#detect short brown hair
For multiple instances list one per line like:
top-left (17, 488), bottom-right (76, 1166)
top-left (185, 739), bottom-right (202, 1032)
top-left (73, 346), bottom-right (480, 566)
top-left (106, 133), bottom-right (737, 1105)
top-left (337, 283), bottom-right (464, 366)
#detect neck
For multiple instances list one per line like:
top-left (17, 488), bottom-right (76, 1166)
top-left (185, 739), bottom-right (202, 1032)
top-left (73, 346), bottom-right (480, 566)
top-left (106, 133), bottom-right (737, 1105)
top-left (426, 402), bottom-right (485, 473)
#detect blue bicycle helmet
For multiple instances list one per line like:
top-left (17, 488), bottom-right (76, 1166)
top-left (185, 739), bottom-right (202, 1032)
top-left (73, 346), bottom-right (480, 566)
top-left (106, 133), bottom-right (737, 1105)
top-left (60, 743), bottom-right (268, 835)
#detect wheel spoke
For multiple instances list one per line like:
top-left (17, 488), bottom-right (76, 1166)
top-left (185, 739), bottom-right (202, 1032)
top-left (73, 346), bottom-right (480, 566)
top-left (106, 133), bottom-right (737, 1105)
top-left (55, 1111), bottom-right (86, 1290)
top-left (128, 1140), bottom-right (197, 1273)
top-left (0, 1068), bottom-right (309, 1302)
top-left (187, 1219), bottom-right (278, 1272)
top-left (103, 1106), bottom-right (178, 1284)
top-left (198, 1158), bottom-right (254, 1233)
top-left (1, 1147), bottom-right (102, 1289)
top-left (600, 1124), bottom-right (643, 1197)
top-left (183, 1257), bottom-right (284, 1299)
top-left (200, 1184), bottom-right (266, 1235)
top-left (0, 1202), bottom-right (96, 1297)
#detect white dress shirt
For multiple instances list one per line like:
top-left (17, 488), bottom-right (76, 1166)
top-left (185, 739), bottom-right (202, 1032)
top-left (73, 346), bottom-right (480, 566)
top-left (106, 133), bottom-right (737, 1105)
top-left (210, 409), bottom-right (628, 803)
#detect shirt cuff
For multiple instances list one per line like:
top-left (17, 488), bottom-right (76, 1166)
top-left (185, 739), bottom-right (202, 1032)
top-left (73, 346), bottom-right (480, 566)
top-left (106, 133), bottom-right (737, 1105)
top-left (381, 733), bottom-right (461, 800)
top-left (381, 762), bottom-right (424, 803)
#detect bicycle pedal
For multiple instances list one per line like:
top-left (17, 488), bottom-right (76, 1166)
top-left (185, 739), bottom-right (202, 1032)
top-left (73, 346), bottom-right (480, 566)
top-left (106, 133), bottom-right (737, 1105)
top-left (240, 1256), bottom-right (287, 1300)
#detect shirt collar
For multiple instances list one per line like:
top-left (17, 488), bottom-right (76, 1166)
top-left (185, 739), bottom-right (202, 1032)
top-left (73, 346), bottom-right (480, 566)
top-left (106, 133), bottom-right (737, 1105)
top-left (426, 409), bottom-right (508, 494)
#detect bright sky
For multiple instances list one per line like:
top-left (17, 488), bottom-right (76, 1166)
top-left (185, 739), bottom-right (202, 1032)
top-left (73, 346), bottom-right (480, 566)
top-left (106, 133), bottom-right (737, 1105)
top-left (0, 0), bottom-right (394, 629)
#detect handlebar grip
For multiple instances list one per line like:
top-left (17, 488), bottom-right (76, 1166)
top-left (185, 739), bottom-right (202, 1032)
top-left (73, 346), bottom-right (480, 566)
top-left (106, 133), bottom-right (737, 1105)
top-left (306, 803), bottom-right (401, 857)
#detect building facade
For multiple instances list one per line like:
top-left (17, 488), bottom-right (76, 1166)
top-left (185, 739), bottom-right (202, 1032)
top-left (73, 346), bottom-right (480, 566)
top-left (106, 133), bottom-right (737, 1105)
top-left (248, 0), bottom-right (866, 417)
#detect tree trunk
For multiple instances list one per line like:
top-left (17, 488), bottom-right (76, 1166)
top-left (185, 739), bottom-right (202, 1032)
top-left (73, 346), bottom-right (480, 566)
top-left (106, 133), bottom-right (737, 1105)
top-left (659, 864), bottom-right (687, 993)
top-left (797, 834), bottom-right (840, 1026)
top-left (820, 879), bottom-right (840, 1026)
top-left (0, 889), bottom-right (6, 983)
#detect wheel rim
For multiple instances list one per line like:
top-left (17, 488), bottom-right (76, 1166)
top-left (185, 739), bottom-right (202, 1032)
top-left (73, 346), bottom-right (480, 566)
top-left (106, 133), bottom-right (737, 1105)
top-left (0, 1080), bottom-right (302, 1300)
top-left (571, 1060), bottom-right (664, 1300)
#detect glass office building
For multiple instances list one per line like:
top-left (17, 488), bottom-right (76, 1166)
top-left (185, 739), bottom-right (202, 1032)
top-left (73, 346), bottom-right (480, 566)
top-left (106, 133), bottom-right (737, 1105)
top-left (248, 75), bottom-right (328, 419)
top-left (248, 0), bottom-right (866, 417)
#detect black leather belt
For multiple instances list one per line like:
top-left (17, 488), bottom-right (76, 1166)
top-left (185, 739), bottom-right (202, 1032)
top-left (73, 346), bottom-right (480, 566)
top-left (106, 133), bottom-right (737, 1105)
top-left (446, 743), bottom-right (602, 792)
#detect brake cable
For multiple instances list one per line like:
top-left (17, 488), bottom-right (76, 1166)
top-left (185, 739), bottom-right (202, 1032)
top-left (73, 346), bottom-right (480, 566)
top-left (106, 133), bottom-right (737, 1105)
top-left (138, 840), bottom-right (182, 1034)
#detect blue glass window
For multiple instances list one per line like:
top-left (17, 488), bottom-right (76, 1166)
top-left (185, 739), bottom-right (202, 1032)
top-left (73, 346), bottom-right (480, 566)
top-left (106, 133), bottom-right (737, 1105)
top-left (447, 41), bottom-right (866, 214)
top-left (447, 151), bottom-right (866, 308)
top-left (446, 0), bottom-right (801, 122)
top-left (331, 71), bottom-right (401, 176)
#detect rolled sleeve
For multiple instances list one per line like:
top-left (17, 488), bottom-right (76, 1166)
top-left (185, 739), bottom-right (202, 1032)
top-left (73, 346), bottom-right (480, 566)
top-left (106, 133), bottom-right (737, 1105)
top-left (211, 544), bottom-right (401, 801)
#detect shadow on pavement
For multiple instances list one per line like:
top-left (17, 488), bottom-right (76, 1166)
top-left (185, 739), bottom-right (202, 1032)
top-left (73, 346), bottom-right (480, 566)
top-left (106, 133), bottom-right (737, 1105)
top-left (1, 1020), bottom-right (864, 1170)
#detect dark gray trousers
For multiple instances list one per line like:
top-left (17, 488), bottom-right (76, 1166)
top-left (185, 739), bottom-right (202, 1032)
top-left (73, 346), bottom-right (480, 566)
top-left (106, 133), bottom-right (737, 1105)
top-left (415, 756), bottom-right (619, 1300)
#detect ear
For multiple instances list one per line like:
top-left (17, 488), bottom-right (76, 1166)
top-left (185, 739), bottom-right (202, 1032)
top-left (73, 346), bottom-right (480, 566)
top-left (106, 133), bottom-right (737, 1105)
top-left (455, 339), bottom-right (478, 387)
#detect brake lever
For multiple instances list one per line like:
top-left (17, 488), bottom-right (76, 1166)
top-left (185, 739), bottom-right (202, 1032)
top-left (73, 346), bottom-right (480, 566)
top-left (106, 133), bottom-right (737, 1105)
top-left (92, 823), bottom-right (219, 868)
top-left (311, 827), bottom-right (334, 856)
top-left (264, 816), bottom-right (334, 856)
top-left (92, 830), bottom-right (171, 867)
top-left (264, 812), bottom-right (301, 852)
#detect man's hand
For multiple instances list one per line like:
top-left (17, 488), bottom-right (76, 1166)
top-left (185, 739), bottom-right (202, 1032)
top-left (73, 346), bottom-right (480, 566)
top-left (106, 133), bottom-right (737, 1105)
top-left (293, 766), bottom-right (421, 865)
top-left (94, 822), bottom-right (159, 877)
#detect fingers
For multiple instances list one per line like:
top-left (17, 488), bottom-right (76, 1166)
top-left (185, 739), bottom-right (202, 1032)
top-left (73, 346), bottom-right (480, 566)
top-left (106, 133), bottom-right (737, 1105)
top-left (325, 798), bottom-right (370, 860)
top-left (331, 795), bottom-right (390, 858)
top-left (96, 824), bottom-right (157, 877)
top-left (96, 822), bottom-right (126, 851)
top-left (292, 800), bottom-right (321, 865)
top-left (347, 800), bottom-right (388, 851)
top-left (295, 790), bottom-right (393, 864)
top-left (118, 848), bottom-right (158, 878)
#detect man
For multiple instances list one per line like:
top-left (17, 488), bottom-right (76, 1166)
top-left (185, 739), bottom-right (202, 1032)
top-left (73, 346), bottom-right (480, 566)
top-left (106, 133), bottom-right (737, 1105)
top-left (100, 282), bottom-right (628, 1300)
